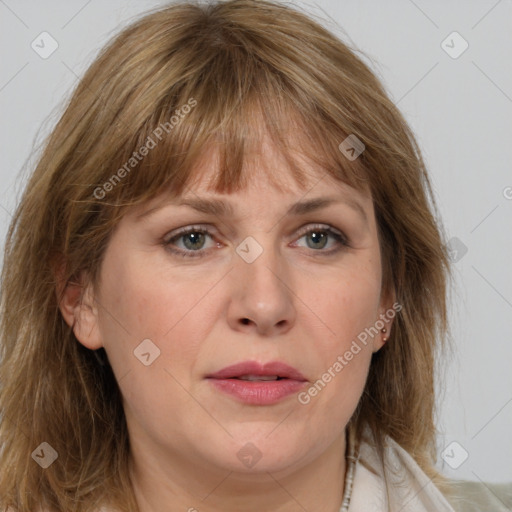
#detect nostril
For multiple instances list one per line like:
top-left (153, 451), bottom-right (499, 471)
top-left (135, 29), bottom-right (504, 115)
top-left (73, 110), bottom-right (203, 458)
top-left (241, 318), bottom-right (250, 325)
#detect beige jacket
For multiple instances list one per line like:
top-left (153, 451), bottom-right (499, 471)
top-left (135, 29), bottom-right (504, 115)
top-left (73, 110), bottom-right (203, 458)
top-left (347, 426), bottom-right (512, 511)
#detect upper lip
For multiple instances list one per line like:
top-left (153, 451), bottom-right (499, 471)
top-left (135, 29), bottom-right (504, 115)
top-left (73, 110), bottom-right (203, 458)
top-left (206, 360), bottom-right (307, 381)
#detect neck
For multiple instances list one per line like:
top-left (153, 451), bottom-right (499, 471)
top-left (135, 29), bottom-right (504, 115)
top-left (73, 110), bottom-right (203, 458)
top-left (128, 430), bottom-right (348, 512)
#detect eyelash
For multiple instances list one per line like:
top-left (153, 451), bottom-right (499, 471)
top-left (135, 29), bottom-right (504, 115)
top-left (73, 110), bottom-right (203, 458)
top-left (163, 224), bottom-right (350, 259)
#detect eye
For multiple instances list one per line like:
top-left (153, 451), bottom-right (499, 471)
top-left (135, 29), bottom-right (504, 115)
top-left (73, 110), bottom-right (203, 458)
top-left (293, 224), bottom-right (349, 254)
top-left (163, 225), bottom-right (217, 258)
top-left (162, 223), bottom-right (349, 258)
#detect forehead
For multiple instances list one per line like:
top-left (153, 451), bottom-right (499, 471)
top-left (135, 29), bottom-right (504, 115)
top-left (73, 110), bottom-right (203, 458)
top-left (122, 106), bottom-right (373, 224)
top-left (131, 139), bottom-right (373, 226)
top-left (184, 130), bottom-right (371, 198)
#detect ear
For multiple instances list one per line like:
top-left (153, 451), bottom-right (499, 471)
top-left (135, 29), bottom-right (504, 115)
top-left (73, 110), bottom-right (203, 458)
top-left (372, 286), bottom-right (398, 353)
top-left (55, 260), bottom-right (103, 351)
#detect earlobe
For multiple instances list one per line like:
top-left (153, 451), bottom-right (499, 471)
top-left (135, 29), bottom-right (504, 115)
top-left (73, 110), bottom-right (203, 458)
top-left (372, 288), bottom-right (397, 353)
top-left (372, 329), bottom-right (389, 353)
top-left (56, 267), bottom-right (103, 351)
top-left (372, 323), bottom-right (393, 353)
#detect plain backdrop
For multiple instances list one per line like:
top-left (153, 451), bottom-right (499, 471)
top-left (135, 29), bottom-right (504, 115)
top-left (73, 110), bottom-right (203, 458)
top-left (0, 0), bottom-right (511, 483)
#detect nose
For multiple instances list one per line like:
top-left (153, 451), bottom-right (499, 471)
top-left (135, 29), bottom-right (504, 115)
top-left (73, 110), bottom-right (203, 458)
top-left (226, 239), bottom-right (296, 337)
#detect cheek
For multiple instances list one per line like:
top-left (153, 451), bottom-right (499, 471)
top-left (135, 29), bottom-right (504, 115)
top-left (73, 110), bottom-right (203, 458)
top-left (98, 256), bottom-right (219, 375)
top-left (298, 258), bottom-right (381, 404)
top-left (95, 259), bottom-right (214, 429)
top-left (316, 256), bottom-right (382, 346)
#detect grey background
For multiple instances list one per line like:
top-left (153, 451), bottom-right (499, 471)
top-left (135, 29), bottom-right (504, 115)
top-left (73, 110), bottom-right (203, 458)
top-left (1, 0), bottom-right (511, 483)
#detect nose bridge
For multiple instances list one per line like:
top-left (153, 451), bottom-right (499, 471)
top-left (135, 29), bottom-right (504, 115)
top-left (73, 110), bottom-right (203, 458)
top-left (235, 232), bottom-right (285, 299)
top-left (228, 231), bottom-right (296, 334)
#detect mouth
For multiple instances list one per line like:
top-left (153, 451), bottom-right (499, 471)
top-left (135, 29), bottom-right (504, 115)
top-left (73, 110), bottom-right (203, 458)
top-left (232, 375), bottom-right (285, 381)
top-left (206, 361), bottom-right (308, 405)
top-left (206, 360), bottom-right (307, 381)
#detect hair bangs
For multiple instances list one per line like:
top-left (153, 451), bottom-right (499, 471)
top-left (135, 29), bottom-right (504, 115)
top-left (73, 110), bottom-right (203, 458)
top-left (103, 68), bottom-right (369, 225)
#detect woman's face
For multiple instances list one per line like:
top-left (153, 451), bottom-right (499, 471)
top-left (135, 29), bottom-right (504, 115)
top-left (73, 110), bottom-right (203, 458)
top-left (63, 135), bottom-right (394, 480)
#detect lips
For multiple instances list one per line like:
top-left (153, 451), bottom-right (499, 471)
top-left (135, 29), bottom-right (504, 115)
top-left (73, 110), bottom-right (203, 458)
top-left (206, 361), bottom-right (308, 405)
top-left (206, 360), bottom-right (307, 381)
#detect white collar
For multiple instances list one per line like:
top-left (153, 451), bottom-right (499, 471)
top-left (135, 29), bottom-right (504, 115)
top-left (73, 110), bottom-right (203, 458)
top-left (346, 426), bottom-right (456, 511)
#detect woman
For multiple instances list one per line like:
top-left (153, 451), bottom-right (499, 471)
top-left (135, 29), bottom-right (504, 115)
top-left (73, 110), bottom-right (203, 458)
top-left (0, 1), bottom-right (510, 511)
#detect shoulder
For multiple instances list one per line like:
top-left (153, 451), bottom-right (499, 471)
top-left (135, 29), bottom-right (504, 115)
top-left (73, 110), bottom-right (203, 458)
top-left (379, 431), bottom-right (512, 511)
top-left (352, 426), bottom-right (512, 512)
top-left (351, 427), bottom-right (456, 511)
top-left (443, 479), bottom-right (512, 512)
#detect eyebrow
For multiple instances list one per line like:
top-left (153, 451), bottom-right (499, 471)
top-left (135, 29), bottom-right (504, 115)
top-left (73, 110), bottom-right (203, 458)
top-left (137, 195), bottom-right (367, 223)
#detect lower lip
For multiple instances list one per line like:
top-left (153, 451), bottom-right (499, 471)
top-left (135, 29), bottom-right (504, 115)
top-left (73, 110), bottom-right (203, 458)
top-left (207, 378), bottom-right (307, 405)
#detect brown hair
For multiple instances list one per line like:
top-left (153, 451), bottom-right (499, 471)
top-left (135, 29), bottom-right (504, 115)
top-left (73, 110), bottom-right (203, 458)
top-left (0, 1), bottom-right (453, 510)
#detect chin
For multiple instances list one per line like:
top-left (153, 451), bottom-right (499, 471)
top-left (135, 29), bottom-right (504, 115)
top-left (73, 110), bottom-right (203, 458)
top-left (201, 433), bottom-right (311, 475)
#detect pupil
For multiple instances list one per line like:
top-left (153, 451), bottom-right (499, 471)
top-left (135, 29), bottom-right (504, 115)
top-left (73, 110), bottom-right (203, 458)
top-left (308, 231), bottom-right (327, 249)
top-left (184, 232), bottom-right (204, 250)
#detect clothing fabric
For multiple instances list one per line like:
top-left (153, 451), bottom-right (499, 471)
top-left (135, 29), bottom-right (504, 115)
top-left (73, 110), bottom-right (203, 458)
top-left (446, 480), bottom-right (512, 512)
top-left (345, 425), bottom-right (512, 511)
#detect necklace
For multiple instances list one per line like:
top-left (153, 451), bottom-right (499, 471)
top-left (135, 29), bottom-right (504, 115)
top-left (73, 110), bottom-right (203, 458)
top-left (340, 427), bottom-right (360, 511)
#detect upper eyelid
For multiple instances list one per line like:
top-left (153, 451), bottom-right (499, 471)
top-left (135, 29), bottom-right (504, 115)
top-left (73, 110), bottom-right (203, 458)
top-left (166, 222), bottom-right (344, 239)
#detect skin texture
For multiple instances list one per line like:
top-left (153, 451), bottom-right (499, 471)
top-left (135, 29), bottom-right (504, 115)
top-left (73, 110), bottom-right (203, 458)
top-left (59, 134), bottom-right (394, 512)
